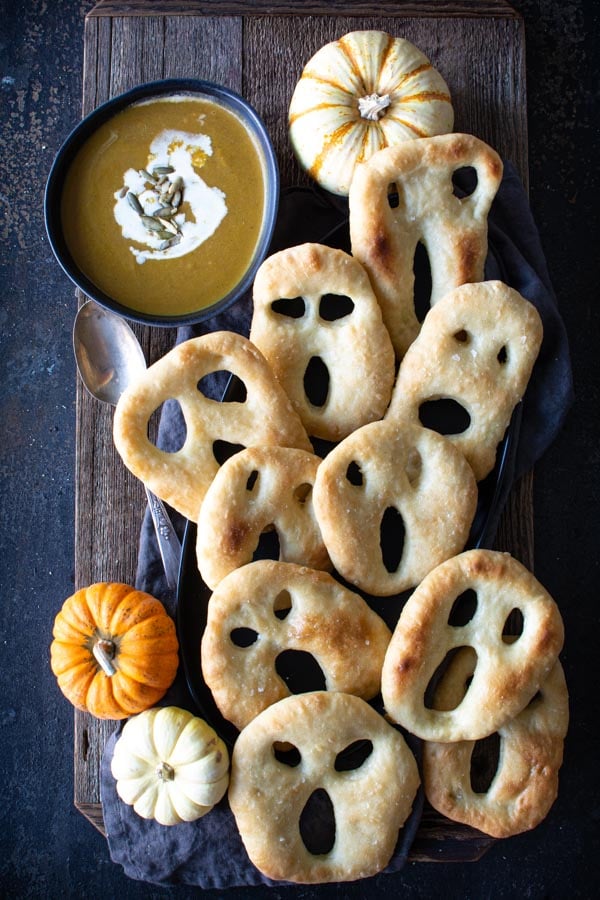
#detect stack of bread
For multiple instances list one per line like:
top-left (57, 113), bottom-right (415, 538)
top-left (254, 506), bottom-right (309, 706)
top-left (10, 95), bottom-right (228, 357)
top-left (112, 31), bottom-right (566, 884)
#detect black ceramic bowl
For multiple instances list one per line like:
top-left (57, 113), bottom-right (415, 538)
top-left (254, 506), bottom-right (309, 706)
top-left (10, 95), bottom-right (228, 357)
top-left (44, 78), bottom-right (279, 327)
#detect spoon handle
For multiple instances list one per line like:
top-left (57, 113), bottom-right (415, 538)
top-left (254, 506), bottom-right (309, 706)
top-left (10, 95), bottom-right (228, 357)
top-left (145, 487), bottom-right (182, 591)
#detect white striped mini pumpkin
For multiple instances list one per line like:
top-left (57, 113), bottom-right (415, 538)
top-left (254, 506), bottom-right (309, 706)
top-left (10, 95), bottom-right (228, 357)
top-left (288, 30), bottom-right (454, 196)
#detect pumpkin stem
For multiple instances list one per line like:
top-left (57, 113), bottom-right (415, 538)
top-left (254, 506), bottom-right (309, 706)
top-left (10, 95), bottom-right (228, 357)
top-left (156, 761), bottom-right (175, 782)
top-left (92, 638), bottom-right (117, 677)
top-left (358, 93), bottom-right (391, 121)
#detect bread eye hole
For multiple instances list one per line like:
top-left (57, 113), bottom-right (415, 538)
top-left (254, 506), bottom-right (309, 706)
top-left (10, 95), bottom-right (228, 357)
top-left (272, 741), bottom-right (301, 767)
top-left (148, 399), bottom-right (186, 451)
top-left (380, 506), bottom-right (405, 574)
top-left (230, 627), bottom-right (259, 648)
top-left (271, 296), bottom-right (305, 318)
top-left (273, 589), bottom-right (292, 620)
top-left (497, 345), bottom-right (508, 365)
top-left (502, 607), bottom-right (524, 642)
top-left (448, 589), bottom-right (478, 626)
top-left (197, 370), bottom-right (247, 401)
top-left (405, 447), bottom-right (422, 486)
top-left (303, 356), bottom-right (329, 408)
top-left (246, 469), bottom-right (259, 491)
top-left (418, 398), bottom-right (471, 435)
top-left (299, 789), bottom-right (335, 855)
top-left (318, 293), bottom-right (354, 321)
top-left (334, 739), bottom-right (373, 772)
top-left (346, 461), bottom-right (363, 486)
top-left (453, 329), bottom-right (470, 343)
top-left (470, 732), bottom-right (501, 793)
top-left (452, 165), bottom-right (478, 198)
top-left (387, 182), bottom-right (400, 208)
top-left (212, 439), bottom-right (246, 465)
top-left (294, 482), bottom-right (312, 504)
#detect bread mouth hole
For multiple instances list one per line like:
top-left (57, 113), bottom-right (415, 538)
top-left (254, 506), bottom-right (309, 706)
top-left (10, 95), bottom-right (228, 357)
top-left (272, 741), bottom-right (301, 767)
top-left (418, 398), bottom-right (471, 435)
top-left (334, 739), bottom-right (373, 772)
top-left (470, 732), bottom-right (501, 794)
top-left (413, 240), bottom-right (432, 324)
top-left (318, 293), bottom-right (355, 321)
top-left (387, 182), bottom-right (400, 208)
top-left (380, 506), bottom-right (405, 574)
top-left (502, 607), bottom-right (524, 642)
top-left (299, 789), bottom-right (336, 855)
top-left (149, 399), bottom-right (186, 451)
top-left (230, 627), bottom-right (259, 648)
top-left (275, 649), bottom-right (327, 694)
top-left (452, 165), bottom-right (478, 198)
top-left (425, 646), bottom-right (477, 710)
top-left (345, 460), bottom-right (364, 486)
top-left (303, 356), bottom-right (329, 408)
top-left (212, 439), bottom-right (246, 466)
top-left (448, 589), bottom-right (478, 626)
top-left (497, 344), bottom-right (508, 365)
top-left (246, 469), bottom-right (259, 491)
top-left (271, 296), bottom-right (305, 318)
top-left (453, 328), bottom-right (470, 343)
top-left (253, 526), bottom-right (280, 562)
top-left (273, 589), bottom-right (292, 620)
top-left (197, 370), bottom-right (247, 402)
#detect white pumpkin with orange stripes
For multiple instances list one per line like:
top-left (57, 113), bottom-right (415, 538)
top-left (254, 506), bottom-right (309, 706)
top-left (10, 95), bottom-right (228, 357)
top-left (288, 30), bottom-right (454, 196)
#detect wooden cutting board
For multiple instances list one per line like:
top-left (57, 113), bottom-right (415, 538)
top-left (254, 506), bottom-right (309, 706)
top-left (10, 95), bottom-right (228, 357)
top-left (74, 0), bottom-right (530, 862)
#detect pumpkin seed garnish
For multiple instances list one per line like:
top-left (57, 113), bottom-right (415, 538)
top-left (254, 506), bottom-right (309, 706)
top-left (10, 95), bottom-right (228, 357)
top-left (127, 191), bottom-right (144, 214)
top-left (122, 168), bottom-right (186, 252)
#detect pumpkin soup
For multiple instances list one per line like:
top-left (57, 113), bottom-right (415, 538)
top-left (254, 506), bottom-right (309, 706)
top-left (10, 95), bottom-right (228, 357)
top-left (60, 94), bottom-right (267, 317)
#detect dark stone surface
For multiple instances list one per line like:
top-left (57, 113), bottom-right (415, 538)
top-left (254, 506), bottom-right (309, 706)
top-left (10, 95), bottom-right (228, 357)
top-left (0, 0), bottom-right (598, 896)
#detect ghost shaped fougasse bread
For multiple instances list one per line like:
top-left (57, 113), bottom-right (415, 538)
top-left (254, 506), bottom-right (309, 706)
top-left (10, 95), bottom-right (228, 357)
top-left (422, 647), bottom-right (568, 838)
top-left (349, 133), bottom-right (503, 358)
top-left (250, 242), bottom-right (395, 441)
top-left (113, 332), bottom-right (312, 521)
top-left (312, 419), bottom-right (477, 596)
top-left (385, 280), bottom-right (543, 481)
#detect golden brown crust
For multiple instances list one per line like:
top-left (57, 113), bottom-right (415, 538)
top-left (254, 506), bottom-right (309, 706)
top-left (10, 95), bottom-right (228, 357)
top-left (312, 420), bottom-right (477, 596)
top-left (381, 550), bottom-right (565, 742)
top-left (349, 133), bottom-right (503, 357)
top-left (385, 280), bottom-right (543, 481)
top-left (112, 332), bottom-right (312, 521)
top-left (228, 691), bottom-right (420, 883)
top-left (201, 561), bottom-right (391, 729)
top-left (423, 653), bottom-right (568, 837)
top-left (196, 445), bottom-right (330, 589)
top-left (250, 243), bottom-right (395, 440)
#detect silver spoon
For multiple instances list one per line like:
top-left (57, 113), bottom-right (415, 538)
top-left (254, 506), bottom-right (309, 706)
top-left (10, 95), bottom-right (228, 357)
top-left (73, 300), bottom-right (182, 590)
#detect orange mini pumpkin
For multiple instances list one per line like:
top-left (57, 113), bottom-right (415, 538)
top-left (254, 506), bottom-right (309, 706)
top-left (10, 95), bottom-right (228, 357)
top-left (50, 582), bottom-right (179, 719)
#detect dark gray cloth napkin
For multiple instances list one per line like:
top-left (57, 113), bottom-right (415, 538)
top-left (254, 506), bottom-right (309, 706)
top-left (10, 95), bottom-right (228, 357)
top-left (100, 163), bottom-right (573, 888)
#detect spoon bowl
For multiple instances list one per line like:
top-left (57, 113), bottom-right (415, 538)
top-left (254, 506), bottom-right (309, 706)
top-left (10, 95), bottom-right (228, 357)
top-left (73, 300), bottom-right (182, 590)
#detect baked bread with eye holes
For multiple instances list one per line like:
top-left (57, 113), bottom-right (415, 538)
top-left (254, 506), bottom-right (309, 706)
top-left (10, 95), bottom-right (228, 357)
top-left (385, 280), bottom-right (543, 481)
top-left (312, 419), bottom-right (477, 596)
top-left (349, 133), bottom-right (503, 358)
top-left (112, 332), bottom-right (312, 521)
top-left (250, 242), bottom-right (395, 441)
top-left (201, 560), bottom-right (391, 730)
top-left (228, 691), bottom-right (420, 883)
top-left (381, 549), bottom-right (565, 742)
top-left (422, 647), bottom-right (568, 838)
top-left (196, 445), bottom-right (330, 590)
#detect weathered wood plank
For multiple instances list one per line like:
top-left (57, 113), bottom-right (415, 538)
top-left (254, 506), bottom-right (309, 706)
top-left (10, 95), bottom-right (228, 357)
top-left (88, 1), bottom-right (521, 20)
top-left (74, 5), bottom-right (530, 862)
